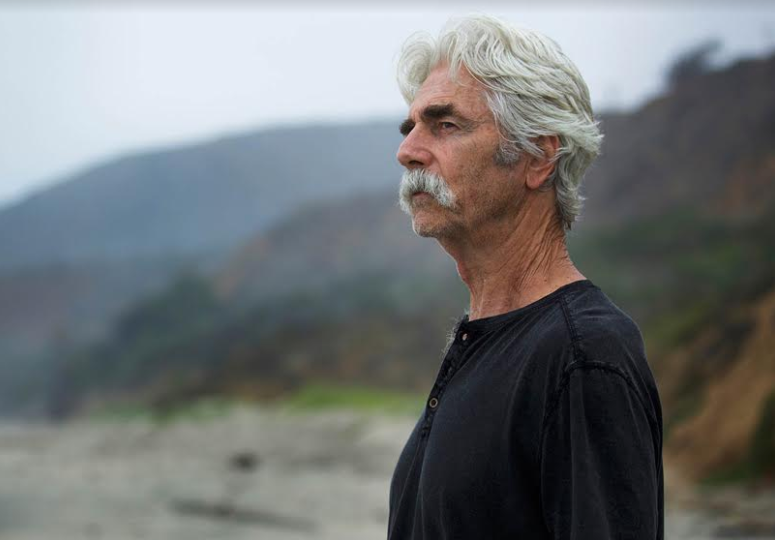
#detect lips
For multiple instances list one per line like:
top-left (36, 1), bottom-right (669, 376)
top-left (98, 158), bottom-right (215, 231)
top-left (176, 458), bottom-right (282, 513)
top-left (411, 192), bottom-right (435, 207)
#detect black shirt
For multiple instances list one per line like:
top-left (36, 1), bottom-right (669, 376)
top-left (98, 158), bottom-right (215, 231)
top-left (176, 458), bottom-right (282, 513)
top-left (388, 280), bottom-right (664, 539)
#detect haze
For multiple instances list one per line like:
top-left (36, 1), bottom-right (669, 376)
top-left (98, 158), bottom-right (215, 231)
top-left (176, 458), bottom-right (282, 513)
top-left (1, 3), bottom-right (773, 207)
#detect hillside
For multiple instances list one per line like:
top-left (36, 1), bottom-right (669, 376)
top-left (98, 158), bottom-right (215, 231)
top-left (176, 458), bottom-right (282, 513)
top-left (214, 190), bottom-right (450, 303)
top-left (0, 120), bottom-right (403, 413)
top-left (664, 284), bottom-right (775, 484)
top-left (0, 121), bottom-right (403, 270)
top-left (581, 54), bottom-right (775, 226)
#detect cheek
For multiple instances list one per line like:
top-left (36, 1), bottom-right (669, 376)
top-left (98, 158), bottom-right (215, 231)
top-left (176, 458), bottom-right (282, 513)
top-left (442, 135), bottom-right (510, 209)
top-left (450, 141), bottom-right (485, 179)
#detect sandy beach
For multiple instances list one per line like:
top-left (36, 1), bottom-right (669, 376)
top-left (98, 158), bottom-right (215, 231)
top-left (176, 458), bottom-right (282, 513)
top-left (0, 406), bottom-right (771, 540)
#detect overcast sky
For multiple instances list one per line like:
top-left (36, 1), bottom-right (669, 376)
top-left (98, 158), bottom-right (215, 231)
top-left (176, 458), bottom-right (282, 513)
top-left (1, 3), bottom-right (774, 208)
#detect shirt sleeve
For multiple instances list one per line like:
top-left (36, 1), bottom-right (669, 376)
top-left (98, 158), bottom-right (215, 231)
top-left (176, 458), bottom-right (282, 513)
top-left (539, 364), bottom-right (661, 539)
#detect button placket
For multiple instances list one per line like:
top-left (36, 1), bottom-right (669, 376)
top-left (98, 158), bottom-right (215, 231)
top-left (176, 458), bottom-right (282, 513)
top-left (421, 324), bottom-right (476, 434)
top-left (422, 347), bottom-right (457, 432)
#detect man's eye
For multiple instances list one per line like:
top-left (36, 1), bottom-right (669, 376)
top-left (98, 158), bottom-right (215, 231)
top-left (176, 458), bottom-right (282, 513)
top-left (439, 121), bottom-right (457, 131)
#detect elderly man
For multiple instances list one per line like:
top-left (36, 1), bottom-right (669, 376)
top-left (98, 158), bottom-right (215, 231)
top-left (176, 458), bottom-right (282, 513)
top-left (389, 16), bottom-right (664, 540)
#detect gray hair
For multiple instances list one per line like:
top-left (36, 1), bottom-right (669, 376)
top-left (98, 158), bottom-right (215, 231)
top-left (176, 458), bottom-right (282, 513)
top-left (398, 169), bottom-right (457, 216)
top-left (397, 15), bottom-right (603, 230)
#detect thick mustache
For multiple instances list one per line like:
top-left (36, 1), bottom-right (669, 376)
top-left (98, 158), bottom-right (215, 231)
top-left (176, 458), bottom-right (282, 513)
top-left (398, 169), bottom-right (456, 214)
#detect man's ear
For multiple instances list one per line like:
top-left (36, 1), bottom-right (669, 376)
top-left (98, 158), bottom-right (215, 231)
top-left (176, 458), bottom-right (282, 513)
top-left (525, 135), bottom-right (560, 190)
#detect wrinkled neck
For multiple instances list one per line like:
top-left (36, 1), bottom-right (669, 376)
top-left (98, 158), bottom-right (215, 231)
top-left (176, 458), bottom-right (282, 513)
top-left (439, 202), bottom-right (584, 321)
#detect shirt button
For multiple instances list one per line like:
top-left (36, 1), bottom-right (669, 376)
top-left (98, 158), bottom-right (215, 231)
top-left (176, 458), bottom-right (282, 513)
top-left (461, 332), bottom-right (468, 341)
top-left (428, 397), bottom-right (439, 409)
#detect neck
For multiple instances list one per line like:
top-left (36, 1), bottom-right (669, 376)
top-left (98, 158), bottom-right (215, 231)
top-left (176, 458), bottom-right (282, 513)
top-left (438, 205), bottom-right (585, 321)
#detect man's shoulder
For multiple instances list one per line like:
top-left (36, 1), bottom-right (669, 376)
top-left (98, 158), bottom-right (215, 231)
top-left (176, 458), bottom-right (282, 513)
top-left (557, 282), bottom-right (660, 411)
top-left (560, 282), bottom-right (646, 355)
top-left (510, 280), bottom-right (644, 361)
top-left (481, 280), bottom-right (651, 383)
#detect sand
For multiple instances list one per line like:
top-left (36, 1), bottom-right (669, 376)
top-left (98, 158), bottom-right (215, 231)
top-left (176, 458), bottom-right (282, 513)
top-left (0, 406), bottom-right (771, 539)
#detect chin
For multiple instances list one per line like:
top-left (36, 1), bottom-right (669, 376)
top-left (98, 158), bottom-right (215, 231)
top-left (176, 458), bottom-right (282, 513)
top-left (411, 216), bottom-right (448, 239)
top-left (412, 224), bottom-right (436, 238)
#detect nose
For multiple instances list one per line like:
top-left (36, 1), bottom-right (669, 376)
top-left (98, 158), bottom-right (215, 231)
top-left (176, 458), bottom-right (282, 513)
top-left (397, 127), bottom-right (432, 169)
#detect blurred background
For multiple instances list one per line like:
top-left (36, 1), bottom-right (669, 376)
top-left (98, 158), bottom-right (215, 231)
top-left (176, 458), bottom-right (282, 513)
top-left (0, 2), bottom-right (774, 539)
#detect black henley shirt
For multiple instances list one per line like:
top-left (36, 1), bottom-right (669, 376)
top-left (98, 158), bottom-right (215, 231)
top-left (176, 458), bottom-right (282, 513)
top-left (388, 280), bottom-right (664, 539)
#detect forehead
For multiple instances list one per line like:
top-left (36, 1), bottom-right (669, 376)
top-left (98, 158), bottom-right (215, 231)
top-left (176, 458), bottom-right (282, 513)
top-left (410, 65), bottom-right (492, 120)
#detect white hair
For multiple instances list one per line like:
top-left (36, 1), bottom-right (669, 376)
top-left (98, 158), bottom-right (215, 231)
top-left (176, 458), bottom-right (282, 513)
top-left (399, 168), bottom-right (457, 215)
top-left (397, 15), bottom-right (603, 230)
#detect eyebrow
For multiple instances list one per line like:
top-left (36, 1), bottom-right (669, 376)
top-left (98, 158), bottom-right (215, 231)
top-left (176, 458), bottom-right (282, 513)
top-left (399, 118), bottom-right (415, 136)
top-left (422, 103), bottom-right (457, 120)
top-left (399, 103), bottom-right (473, 136)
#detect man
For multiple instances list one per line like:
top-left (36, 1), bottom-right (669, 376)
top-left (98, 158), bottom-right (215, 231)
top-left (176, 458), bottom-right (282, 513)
top-left (389, 15), bottom-right (664, 540)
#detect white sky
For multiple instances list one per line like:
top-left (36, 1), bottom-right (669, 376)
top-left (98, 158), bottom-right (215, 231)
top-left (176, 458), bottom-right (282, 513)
top-left (1, 3), bottom-right (774, 208)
